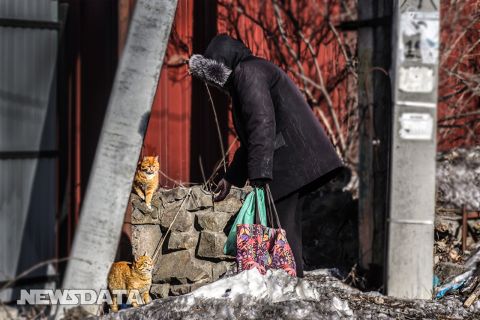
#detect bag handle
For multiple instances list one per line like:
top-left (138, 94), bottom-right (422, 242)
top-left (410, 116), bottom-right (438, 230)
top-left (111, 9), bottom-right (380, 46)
top-left (253, 186), bottom-right (281, 229)
top-left (264, 187), bottom-right (275, 227)
top-left (265, 184), bottom-right (282, 229)
top-left (253, 187), bottom-right (261, 225)
top-left (253, 187), bottom-right (274, 227)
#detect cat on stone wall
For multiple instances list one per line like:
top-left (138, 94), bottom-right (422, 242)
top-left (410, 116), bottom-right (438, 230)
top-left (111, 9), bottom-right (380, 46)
top-left (107, 254), bottom-right (153, 312)
top-left (133, 156), bottom-right (159, 210)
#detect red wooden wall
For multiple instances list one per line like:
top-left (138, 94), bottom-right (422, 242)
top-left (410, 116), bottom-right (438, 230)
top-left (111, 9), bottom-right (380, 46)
top-left (143, 1), bottom-right (193, 186)
top-left (143, 0), bottom-right (230, 187)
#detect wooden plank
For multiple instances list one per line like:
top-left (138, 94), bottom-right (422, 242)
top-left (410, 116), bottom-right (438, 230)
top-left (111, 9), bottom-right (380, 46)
top-left (357, 0), bottom-right (375, 270)
top-left (54, 0), bottom-right (178, 317)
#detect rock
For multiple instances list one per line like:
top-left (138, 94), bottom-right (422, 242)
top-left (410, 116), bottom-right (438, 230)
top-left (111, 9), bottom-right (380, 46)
top-left (169, 282), bottom-right (207, 296)
top-left (132, 209), bottom-right (144, 222)
top-left (131, 192), bottom-right (162, 223)
top-left (159, 205), bottom-right (194, 232)
top-left (131, 225), bottom-right (162, 258)
top-left (153, 250), bottom-right (210, 284)
top-left (151, 194), bottom-right (162, 209)
top-left (167, 230), bottom-right (198, 250)
top-left (213, 193), bottom-right (244, 213)
top-left (132, 194), bottom-right (161, 214)
top-left (196, 211), bottom-right (232, 232)
top-left (212, 261), bottom-right (236, 279)
top-left (186, 186), bottom-right (214, 211)
top-left (151, 209), bottom-right (159, 220)
top-left (230, 186), bottom-right (251, 200)
top-left (150, 284), bottom-right (170, 299)
top-left (131, 193), bottom-right (144, 208)
top-left (197, 231), bottom-right (228, 259)
top-left (159, 187), bottom-right (189, 204)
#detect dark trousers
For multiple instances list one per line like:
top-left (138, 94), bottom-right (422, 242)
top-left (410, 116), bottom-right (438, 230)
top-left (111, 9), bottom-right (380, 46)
top-left (275, 191), bottom-right (304, 277)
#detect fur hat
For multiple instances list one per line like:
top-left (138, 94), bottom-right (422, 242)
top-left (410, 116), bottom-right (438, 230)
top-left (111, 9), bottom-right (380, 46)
top-left (189, 54), bottom-right (232, 88)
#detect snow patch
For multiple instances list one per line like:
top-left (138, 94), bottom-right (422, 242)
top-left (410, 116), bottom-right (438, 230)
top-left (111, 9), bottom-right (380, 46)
top-left (437, 147), bottom-right (480, 209)
top-left (191, 268), bottom-right (319, 302)
top-left (332, 296), bottom-right (354, 317)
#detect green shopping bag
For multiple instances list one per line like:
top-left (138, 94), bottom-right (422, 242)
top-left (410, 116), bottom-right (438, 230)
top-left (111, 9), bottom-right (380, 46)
top-left (223, 187), bottom-right (267, 255)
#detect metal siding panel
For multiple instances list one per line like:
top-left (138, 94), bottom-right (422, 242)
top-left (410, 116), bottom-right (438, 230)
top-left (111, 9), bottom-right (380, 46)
top-left (0, 0), bottom-right (57, 21)
top-left (0, 0), bottom-right (58, 302)
top-left (0, 159), bottom-right (56, 299)
top-left (0, 28), bottom-right (57, 151)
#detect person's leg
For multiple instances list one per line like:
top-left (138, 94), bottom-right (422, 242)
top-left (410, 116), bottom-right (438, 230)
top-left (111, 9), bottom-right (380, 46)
top-left (274, 191), bottom-right (303, 277)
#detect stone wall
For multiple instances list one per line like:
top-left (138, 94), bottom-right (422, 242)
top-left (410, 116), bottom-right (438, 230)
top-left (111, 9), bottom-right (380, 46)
top-left (130, 186), bottom-right (248, 298)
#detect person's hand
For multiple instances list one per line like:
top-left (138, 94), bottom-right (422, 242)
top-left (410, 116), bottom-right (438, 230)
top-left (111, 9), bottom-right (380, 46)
top-left (250, 179), bottom-right (269, 188)
top-left (214, 179), bottom-right (232, 202)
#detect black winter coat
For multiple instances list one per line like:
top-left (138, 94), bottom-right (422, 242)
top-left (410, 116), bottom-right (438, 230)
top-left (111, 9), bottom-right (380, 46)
top-left (190, 35), bottom-right (343, 200)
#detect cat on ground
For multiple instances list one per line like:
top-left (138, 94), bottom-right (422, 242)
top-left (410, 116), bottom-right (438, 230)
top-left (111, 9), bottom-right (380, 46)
top-left (133, 156), bottom-right (159, 210)
top-left (107, 255), bottom-right (153, 312)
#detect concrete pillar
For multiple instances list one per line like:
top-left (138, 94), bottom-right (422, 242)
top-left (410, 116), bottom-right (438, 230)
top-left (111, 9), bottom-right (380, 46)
top-left (387, 0), bottom-right (440, 299)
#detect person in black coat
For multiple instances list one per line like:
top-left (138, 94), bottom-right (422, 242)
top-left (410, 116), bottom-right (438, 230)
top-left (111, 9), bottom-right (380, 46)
top-left (189, 35), bottom-right (343, 277)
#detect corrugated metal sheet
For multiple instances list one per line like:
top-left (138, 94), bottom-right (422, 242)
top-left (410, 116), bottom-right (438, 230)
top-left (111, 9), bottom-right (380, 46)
top-left (0, 0), bottom-right (58, 302)
top-left (0, 0), bottom-right (57, 21)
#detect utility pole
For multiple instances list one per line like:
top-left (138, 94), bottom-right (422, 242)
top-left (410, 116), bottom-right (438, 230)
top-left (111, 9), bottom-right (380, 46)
top-left (356, 0), bottom-right (393, 285)
top-left (387, 0), bottom-right (440, 298)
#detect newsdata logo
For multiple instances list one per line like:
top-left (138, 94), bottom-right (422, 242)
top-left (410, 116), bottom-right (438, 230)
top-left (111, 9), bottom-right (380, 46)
top-left (16, 289), bottom-right (145, 305)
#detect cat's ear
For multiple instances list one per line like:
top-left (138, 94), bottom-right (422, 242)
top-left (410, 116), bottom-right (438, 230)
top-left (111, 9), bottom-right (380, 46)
top-left (154, 156), bottom-right (159, 162)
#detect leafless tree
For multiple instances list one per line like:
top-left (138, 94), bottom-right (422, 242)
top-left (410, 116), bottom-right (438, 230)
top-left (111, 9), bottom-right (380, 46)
top-left (438, 0), bottom-right (480, 149)
top-left (217, 0), bottom-right (359, 167)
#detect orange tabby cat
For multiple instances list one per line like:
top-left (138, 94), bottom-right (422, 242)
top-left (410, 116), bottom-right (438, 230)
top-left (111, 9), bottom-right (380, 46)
top-left (133, 156), bottom-right (159, 210)
top-left (107, 255), bottom-right (153, 312)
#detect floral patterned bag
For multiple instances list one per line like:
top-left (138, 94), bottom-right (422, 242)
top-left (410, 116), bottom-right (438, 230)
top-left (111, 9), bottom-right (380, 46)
top-left (236, 185), bottom-right (297, 277)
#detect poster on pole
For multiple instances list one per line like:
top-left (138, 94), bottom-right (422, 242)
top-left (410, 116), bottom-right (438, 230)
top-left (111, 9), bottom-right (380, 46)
top-left (399, 10), bottom-right (440, 65)
top-left (399, 112), bottom-right (434, 141)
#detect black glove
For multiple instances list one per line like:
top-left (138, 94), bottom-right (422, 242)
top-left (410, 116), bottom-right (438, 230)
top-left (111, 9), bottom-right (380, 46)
top-left (250, 179), bottom-right (269, 188)
top-left (214, 178), bottom-right (232, 202)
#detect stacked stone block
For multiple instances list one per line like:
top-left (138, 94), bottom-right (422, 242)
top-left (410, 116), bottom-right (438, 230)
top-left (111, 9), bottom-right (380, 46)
top-left (130, 185), bottom-right (248, 297)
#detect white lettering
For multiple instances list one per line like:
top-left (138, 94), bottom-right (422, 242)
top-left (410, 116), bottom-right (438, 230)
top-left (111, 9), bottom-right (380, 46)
top-left (126, 290), bottom-right (143, 305)
top-left (96, 289), bottom-right (113, 305)
top-left (79, 289), bottom-right (97, 305)
top-left (36, 290), bottom-right (50, 305)
top-left (48, 290), bottom-right (69, 305)
top-left (16, 290), bottom-right (36, 305)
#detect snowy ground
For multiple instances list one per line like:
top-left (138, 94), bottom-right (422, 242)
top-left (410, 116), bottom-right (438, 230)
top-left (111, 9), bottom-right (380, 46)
top-left (437, 146), bottom-right (480, 210)
top-left (98, 268), bottom-right (480, 320)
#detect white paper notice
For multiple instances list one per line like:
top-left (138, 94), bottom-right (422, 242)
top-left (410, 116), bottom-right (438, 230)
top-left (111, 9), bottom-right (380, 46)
top-left (399, 113), bottom-right (434, 140)
top-left (399, 66), bottom-right (434, 93)
top-left (399, 10), bottom-right (439, 64)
